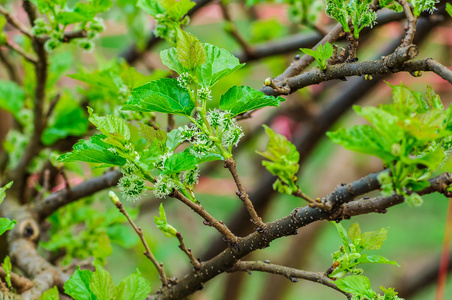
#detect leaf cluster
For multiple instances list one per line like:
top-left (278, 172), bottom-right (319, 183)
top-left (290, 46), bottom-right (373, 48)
top-left (300, 42), bottom-right (334, 71)
top-left (257, 125), bottom-right (300, 195)
top-left (325, 0), bottom-right (376, 39)
top-left (327, 84), bottom-right (452, 207)
top-left (329, 222), bottom-right (398, 279)
top-left (335, 275), bottom-right (404, 300)
top-left (64, 261), bottom-right (151, 300)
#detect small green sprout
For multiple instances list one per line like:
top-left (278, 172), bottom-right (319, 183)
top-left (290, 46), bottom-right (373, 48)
top-left (300, 42), bottom-right (334, 71)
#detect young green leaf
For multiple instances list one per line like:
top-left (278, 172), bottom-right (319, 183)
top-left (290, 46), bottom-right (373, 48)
top-left (300, 42), bottom-right (334, 70)
top-left (137, 0), bottom-right (165, 16)
top-left (88, 107), bottom-right (131, 143)
top-left (219, 86), bottom-right (285, 116)
top-left (90, 260), bottom-right (116, 300)
top-left (347, 222), bottom-right (361, 244)
top-left (116, 271), bottom-right (152, 300)
top-left (334, 275), bottom-right (377, 299)
top-left (58, 135), bottom-right (127, 166)
top-left (138, 123), bottom-right (167, 152)
top-left (3, 256), bottom-right (11, 288)
top-left (447, 3), bottom-right (452, 17)
top-left (257, 125), bottom-right (300, 194)
top-left (361, 227), bottom-right (388, 250)
top-left (331, 221), bottom-right (351, 253)
top-left (161, 43), bottom-right (245, 87)
top-left (176, 28), bottom-right (206, 71)
top-left (0, 181), bottom-right (13, 204)
top-left (0, 218), bottom-right (16, 236)
top-left (358, 254), bottom-right (399, 266)
top-left (64, 267), bottom-right (96, 300)
top-left (154, 203), bottom-right (178, 238)
top-left (163, 150), bottom-right (198, 175)
top-left (39, 286), bottom-right (59, 300)
top-left (122, 78), bottom-right (194, 116)
top-left (0, 80), bottom-right (25, 119)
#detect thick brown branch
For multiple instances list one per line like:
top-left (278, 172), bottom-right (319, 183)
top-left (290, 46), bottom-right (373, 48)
top-left (404, 58), bottom-right (452, 84)
top-left (266, 45), bottom-right (418, 96)
top-left (151, 173), bottom-right (452, 299)
top-left (33, 170), bottom-right (122, 220)
top-left (231, 261), bottom-right (349, 298)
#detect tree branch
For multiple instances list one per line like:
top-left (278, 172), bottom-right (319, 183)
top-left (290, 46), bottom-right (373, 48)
top-left (33, 170), bottom-right (122, 220)
top-left (230, 261), bottom-right (350, 298)
top-left (151, 173), bottom-right (452, 299)
top-left (176, 232), bottom-right (201, 270)
top-left (113, 197), bottom-right (168, 286)
top-left (171, 189), bottom-right (237, 243)
top-left (224, 158), bottom-right (266, 230)
top-left (0, 5), bottom-right (32, 39)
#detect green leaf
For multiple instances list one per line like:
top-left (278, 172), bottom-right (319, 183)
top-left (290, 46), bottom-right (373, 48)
top-left (123, 78), bottom-right (194, 116)
top-left (39, 286), bottom-right (59, 300)
top-left (0, 218), bottom-right (16, 236)
top-left (90, 260), bottom-right (116, 300)
top-left (447, 3), bottom-right (452, 17)
top-left (163, 150), bottom-right (198, 174)
top-left (154, 203), bottom-right (178, 238)
top-left (107, 224), bottom-right (139, 248)
top-left (42, 96), bottom-right (89, 145)
top-left (327, 125), bottom-right (395, 162)
top-left (404, 192), bottom-right (424, 207)
top-left (331, 221), bottom-right (350, 253)
top-left (160, 44), bottom-right (244, 87)
top-left (358, 254), bottom-right (399, 267)
top-left (116, 271), bottom-right (152, 300)
top-left (64, 267), bottom-right (96, 300)
top-left (361, 227), bottom-right (388, 250)
top-left (0, 181), bottom-right (13, 204)
top-left (137, 0), bottom-right (165, 16)
top-left (3, 256), bottom-right (11, 289)
top-left (220, 86), bottom-right (285, 116)
top-left (165, 0), bottom-right (195, 19)
top-left (58, 135), bottom-right (127, 166)
top-left (88, 107), bottom-right (131, 142)
top-left (347, 222), bottom-right (361, 245)
top-left (300, 42), bottom-right (334, 70)
top-left (335, 275), bottom-right (377, 299)
top-left (176, 28), bottom-right (206, 71)
top-left (257, 125), bottom-right (299, 192)
top-left (166, 129), bottom-right (184, 151)
top-left (57, 0), bottom-right (113, 25)
top-left (0, 80), bottom-right (25, 118)
top-left (138, 123), bottom-right (167, 151)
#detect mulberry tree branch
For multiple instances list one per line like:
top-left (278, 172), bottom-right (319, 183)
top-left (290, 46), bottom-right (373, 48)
top-left (230, 261), bottom-right (350, 298)
top-left (150, 173), bottom-right (452, 299)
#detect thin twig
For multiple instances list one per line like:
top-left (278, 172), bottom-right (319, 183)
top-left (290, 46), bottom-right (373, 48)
top-left (172, 189), bottom-right (237, 243)
top-left (404, 58), bottom-right (452, 84)
top-left (224, 158), bottom-right (266, 230)
top-left (113, 199), bottom-right (168, 285)
top-left (176, 232), bottom-right (201, 270)
top-left (0, 48), bottom-right (20, 83)
top-left (219, 0), bottom-right (255, 59)
top-left (167, 114), bottom-right (175, 132)
top-left (0, 5), bottom-right (32, 39)
top-left (230, 261), bottom-right (350, 298)
top-left (397, 0), bottom-right (417, 46)
top-left (3, 42), bottom-right (37, 64)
